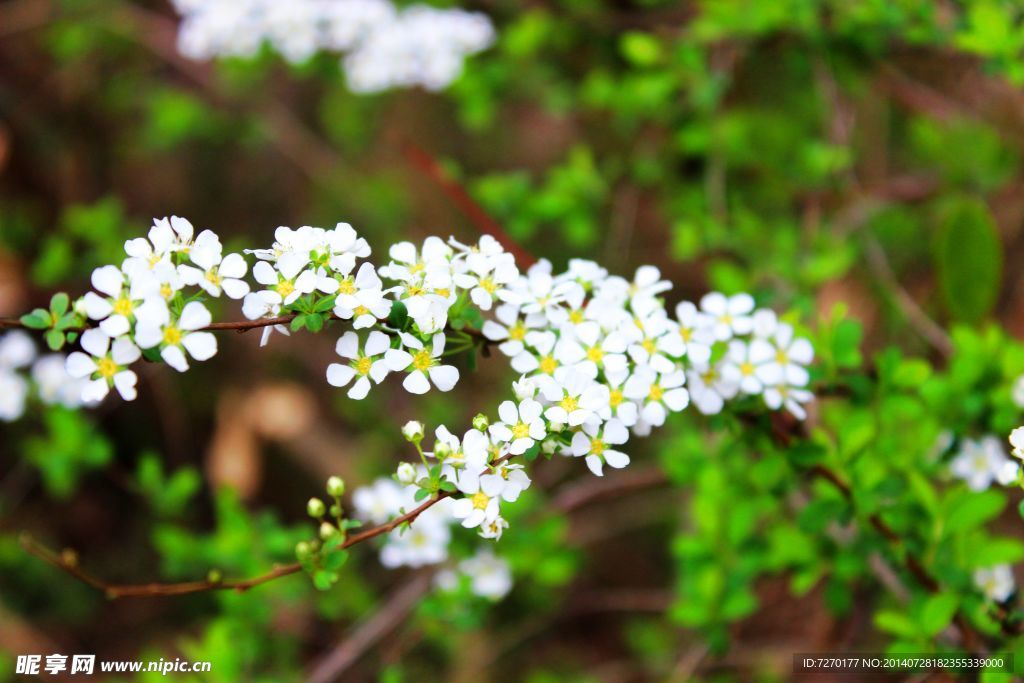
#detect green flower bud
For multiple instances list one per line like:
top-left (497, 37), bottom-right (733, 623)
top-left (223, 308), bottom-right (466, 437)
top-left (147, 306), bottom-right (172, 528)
top-left (402, 420), bottom-right (425, 442)
top-left (326, 476), bottom-right (345, 497)
top-left (307, 497), bottom-right (326, 518)
top-left (472, 413), bottom-right (489, 431)
top-left (319, 522), bottom-right (337, 540)
top-left (396, 462), bottom-right (417, 485)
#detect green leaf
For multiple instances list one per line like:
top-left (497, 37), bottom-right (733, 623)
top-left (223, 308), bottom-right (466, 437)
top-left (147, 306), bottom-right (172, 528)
top-left (874, 610), bottom-right (919, 638)
top-left (45, 329), bottom-right (65, 351)
top-left (944, 490), bottom-right (1006, 534)
top-left (49, 292), bottom-right (69, 316)
top-left (313, 295), bottom-right (336, 313)
top-left (20, 309), bottom-right (52, 329)
top-left (305, 314), bottom-right (324, 333)
top-left (934, 197), bottom-right (1002, 322)
top-left (313, 570), bottom-right (338, 591)
top-left (387, 300), bottom-right (408, 330)
top-left (413, 488), bottom-right (430, 502)
top-left (322, 549), bottom-right (348, 571)
top-left (920, 593), bottom-right (959, 636)
top-left (290, 314), bottom-right (307, 332)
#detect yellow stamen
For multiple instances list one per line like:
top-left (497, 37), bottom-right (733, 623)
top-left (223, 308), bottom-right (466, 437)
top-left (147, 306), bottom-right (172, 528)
top-left (569, 309), bottom-right (584, 324)
top-left (163, 326), bottom-right (183, 346)
top-left (276, 280), bottom-right (294, 297)
top-left (559, 395), bottom-right (579, 413)
top-left (479, 276), bottom-right (497, 294)
top-left (740, 361), bottom-right (755, 376)
top-left (337, 277), bottom-right (356, 295)
top-left (775, 349), bottom-right (788, 364)
top-left (96, 357), bottom-right (118, 379)
top-left (508, 322), bottom-right (526, 341)
top-left (353, 305), bottom-right (370, 317)
top-left (586, 346), bottom-right (604, 363)
top-left (511, 422), bottom-right (530, 439)
top-left (353, 356), bottom-right (373, 376)
top-left (590, 439), bottom-right (605, 455)
top-left (471, 491), bottom-right (490, 510)
top-left (648, 384), bottom-right (664, 401)
top-left (609, 388), bottom-right (623, 407)
top-left (159, 283), bottom-right (173, 300)
top-left (412, 349), bottom-right (434, 372)
top-left (538, 355), bottom-right (557, 374)
top-left (642, 338), bottom-right (657, 355)
top-left (205, 270), bottom-right (222, 287)
top-left (113, 297), bottom-right (134, 317)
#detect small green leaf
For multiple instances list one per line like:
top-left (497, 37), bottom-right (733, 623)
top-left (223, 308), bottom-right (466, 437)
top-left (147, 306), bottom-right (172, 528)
top-left (945, 490), bottom-right (1006, 534)
top-left (920, 593), bottom-right (959, 636)
top-left (49, 292), bottom-right (70, 316)
top-left (20, 309), bottom-right (52, 329)
top-left (323, 549), bottom-right (348, 571)
top-left (305, 314), bottom-right (324, 333)
top-left (414, 488), bottom-right (430, 502)
top-left (387, 300), bottom-right (409, 329)
top-left (313, 295), bottom-right (336, 313)
top-left (290, 314), bottom-right (307, 332)
top-left (45, 329), bottom-right (65, 351)
top-left (313, 570), bottom-right (338, 591)
top-left (934, 196), bottom-right (1002, 322)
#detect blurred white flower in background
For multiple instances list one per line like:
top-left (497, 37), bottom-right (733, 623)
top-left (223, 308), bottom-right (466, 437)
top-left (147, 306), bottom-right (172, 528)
top-left (172, 0), bottom-right (495, 93)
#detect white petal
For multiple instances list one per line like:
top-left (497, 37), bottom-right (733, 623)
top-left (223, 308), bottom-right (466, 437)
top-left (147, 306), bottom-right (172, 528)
top-left (221, 278), bottom-right (250, 299)
top-left (113, 371), bottom-right (138, 400)
top-left (403, 371), bottom-right (431, 394)
top-left (604, 449), bottom-right (630, 469)
top-left (161, 345), bottom-right (189, 372)
top-left (179, 301), bottom-right (212, 331)
top-left (219, 252), bottom-right (247, 278)
top-left (182, 331), bottom-right (217, 361)
top-left (66, 352), bottom-right (97, 378)
top-left (80, 328), bottom-right (111, 357)
top-left (91, 265), bottom-right (124, 297)
top-left (336, 332), bottom-right (359, 359)
top-left (585, 455), bottom-right (604, 476)
top-left (365, 331), bottom-right (390, 357)
top-left (428, 365), bottom-right (459, 392)
top-left (111, 338), bottom-right (141, 365)
top-left (99, 315), bottom-right (130, 338)
top-left (348, 376), bottom-right (371, 400)
top-left (83, 292), bottom-right (113, 320)
top-left (326, 363), bottom-right (356, 387)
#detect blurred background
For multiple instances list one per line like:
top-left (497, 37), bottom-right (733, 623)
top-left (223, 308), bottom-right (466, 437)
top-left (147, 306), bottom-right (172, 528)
top-left (4, 0), bottom-right (1024, 681)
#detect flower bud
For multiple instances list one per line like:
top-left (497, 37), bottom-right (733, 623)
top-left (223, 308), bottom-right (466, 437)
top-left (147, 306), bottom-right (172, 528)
top-left (319, 522), bottom-right (337, 540)
top-left (326, 476), bottom-right (345, 497)
top-left (512, 376), bottom-right (537, 401)
top-left (396, 462), bottom-right (417, 485)
top-left (295, 541), bottom-right (312, 560)
top-left (402, 420), bottom-right (425, 442)
top-left (307, 497), bottom-right (326, 518)
top-left (472, 413), bottom-right (489, 431)
top-left (541, 437), bottom-right (560, 455)
top-left (434, 442), bottom-right (453, 461)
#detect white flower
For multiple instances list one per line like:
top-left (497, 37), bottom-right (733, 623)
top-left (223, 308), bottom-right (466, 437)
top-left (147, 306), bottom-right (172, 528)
top-left (763, 384), bottom-right (814, 420)
top-left (975, 565), bottom-right (1015, 602)
top-left (178, 230), bottom-right (250, 299)
top-left (950, 436), bottom-right (1012, 492)
top-left (384, 333), bottom-right (459, 394)
top-left (450, 473), bottom-right (502, 529)
top-left (32, 354), bottom-right (87, 408)
top-left (753, 323), bottom-right (814, 388)
top-left (396, 462), bottom-right (418, 484)
top-left (624, 312), bottom-right (680, 374)
top-left (721, 339), bottom-right (770, 395)
top-left (538, 367), bottom-right (610, 427)
top-left (380, 502), bottom-right (452, 568)
top-left (380, 236), bottom-right (452, 282)
top-left (0, 370), bottom-right (28, 422)
top-left (510, 330), bottom-right (577, 377)
top-left (673, 301), bottom-right (714, 364)
top-left (66, 329), bottom-right (141, 402)
top-left (686, 362), bottom-right (738, 416)
top-left (700, 292), bottom-right (755, 341)
top-left (559, 258), bottom-right (608, 291)
top-left (997, 460), bottom-right (1020, 486)
top-left (1010, 427), bottom-right (1024, 459)
top-left (627, 265), bottom-right (671, 306)
top-left (597, 368), bottom-right (639, 427)
top-left (506, 259), bottom-right (582, 323)
top-left (458, 549), bottom-right (512, 600)
top-left (572, 418), bottom-right (630, 476)
top-left (489, 398), bottom-right (546, 455)
top-left (624, 366), bottom-right (689, 428)
top-left (511, 374), bottom-right (539, 401)
top-left (478, 516), bottom-right (510, 541)
top-left (326, 331), bottom-right (391, 399)
top-left (82, 265), bottom-right (157, 337)
top-left (332, 263), bottom-right (391, 329)
top-left (353, 479), bottom-right (406, 525)
top-left (252, 257), bottom-right (317, 306)
top-left (241, 290), bottom-right (290, 347)
top-left (566, 321), bottom-right (628, 378)
top-left (133, 300), bottom-right (218, 372)
top-left (0, 330), bottom-right (36, 370)
top-left (482, 305), bottom-right (544, 357)
top-left (149, 216), bottom-right (195, 253)
top-left (453, 251), bottom-right (518, 310)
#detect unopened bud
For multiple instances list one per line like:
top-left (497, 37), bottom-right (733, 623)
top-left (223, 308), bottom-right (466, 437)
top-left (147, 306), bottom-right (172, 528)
top-left (326, 476), bottom-right (345, 497)
top-left (402, 420), bottom-right (425, 442)
top-left (472, 413), bottom-right (489, 431)
top-left (435, 442), bottom-right (453, 460)
top-left (307, 497), bottom-right (326, 518)
top-left (295, 541), bottom-right (312, 560)
top-left (319, 522), bottom-right (337, 540)
top-left (396, 462), bottom-right (417, 485)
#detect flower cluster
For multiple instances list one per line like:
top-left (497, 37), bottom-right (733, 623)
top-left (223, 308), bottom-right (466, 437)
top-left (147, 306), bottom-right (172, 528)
top-left (65, 217), bottom-right (247, 403)
top-left (0, 331), bottom-right (88, 421)
top-left (172, 0), bottom-right (494, 93)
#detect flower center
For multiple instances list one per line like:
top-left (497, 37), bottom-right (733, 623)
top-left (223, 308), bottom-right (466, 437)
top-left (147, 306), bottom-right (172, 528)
top-left (720, 313), bottom-right (733, 325)
top-left (205, 270), bottom-right (222, 286)
top-left (434, 287), bottom-right (451, 298)
top-left (412, 349), bottom-right (434, 372)
top-left (609, 388), bottom-right (623, 407)
top-left (471, 491), bottom-right (490, 510)
top-left (96, 357), bottom-right (118, 379)
top-left (159, 283), bottom-right (173, 299)
top-left (409, 262), bottom-right (425, 275)
top-left (276, 280), bottom-right (295, 297)
top-left (406, 284), bottom-right (424, 297)
top-left (479, 276), bottom-right (497, 294)
top-left (511, 422), bottom-right (530, 440)
top-left (586, 346), bottom-right (604, 363)
top-left (680, 327), bottom-right (692, 342)
top-left (740, 361), bottom-right (755, 376)
top-left (642, 338), bottom-right (657, 355)
top-left (569, 309), bottom-right (584, 324)
top-left (353, 356), bottom-right (373, 376)
top-left (508, 323), bottom-right (526, 341)
top-left (559, 395), bottom-right (579, 413)
top-left (648, 384), bottom-right (664, 401)
top-left (113, 297), bottom-right (134, 317)
top-left (353, 305), bottom-right (370, 317)
top-left (337, 277), bottom-right (356, 295)
top-left (590, 438), bottom-right (605, 455)
top-left (163, 326), bottom-right (183, 346)
top-left (775, 349), bottom-right (788, 364)
top-left (538, 355), bottom-right (557, 374)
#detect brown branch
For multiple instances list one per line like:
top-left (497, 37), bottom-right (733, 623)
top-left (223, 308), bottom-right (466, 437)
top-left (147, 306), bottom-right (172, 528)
top-left (396, 137), bottom-right (537, 268)
top-left (18, 490), bottom-right (450, 599)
